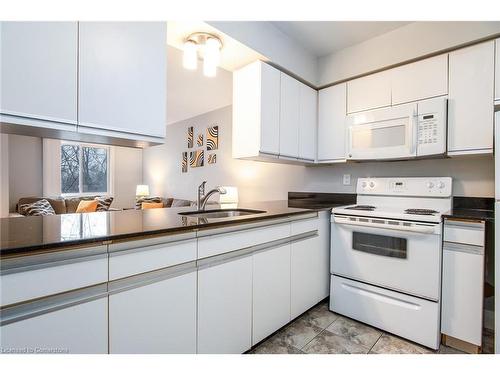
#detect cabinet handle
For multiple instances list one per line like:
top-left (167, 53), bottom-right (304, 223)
top-left (1, 283), bottom-right (108, 326)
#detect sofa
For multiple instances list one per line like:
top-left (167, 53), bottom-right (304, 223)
top-left (12, 196), bottom-right (118, 217)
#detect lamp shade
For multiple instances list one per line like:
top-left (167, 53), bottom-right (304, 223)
top-left (219, 186), bottom-right (238, 204)
top-left (136, 185), bottom-right (150, 197)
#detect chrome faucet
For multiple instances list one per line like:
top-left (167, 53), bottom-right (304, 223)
top-left (197, 181), bottom-right (227, 210)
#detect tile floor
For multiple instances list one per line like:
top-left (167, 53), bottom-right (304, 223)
top-left (248, 300), bottom-right (477, 354)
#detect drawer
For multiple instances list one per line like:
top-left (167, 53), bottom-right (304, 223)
top-left (198, 222), bottom-right (291, 259)
top-left (109, 233), bottom-right (197, 280)
top-left (330, 275), bottom-right (440, 349)
top-left (444, 220), bottom-right (485, 246)
top-left (290, 215), bottom-right (319, 235)
top-left (1, 245), bottom-right (108, 306)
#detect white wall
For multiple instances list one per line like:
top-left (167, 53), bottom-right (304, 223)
top-left (143, 105), bottom-right (495, 203)
top-left (112, 146), bottom-right (143, 209)
top-left (167, 46), bottom-right (233, 125)
top-left (208, 21), bottom-right (318, 85)
top-left (8, 134), bottom-right (43, 212)
top-left (318, 21), bottom-right (500, 86)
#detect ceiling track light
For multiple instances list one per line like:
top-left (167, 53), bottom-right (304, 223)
top-left (182, 32), bottom-right (223, 77)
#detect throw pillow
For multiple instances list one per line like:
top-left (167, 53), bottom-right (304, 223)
top-left (141, 202), bottom-right (164, 209)
top-left (76, 200), bottom-right (98, 213)
top-left (95, 196), bottom-right (114, 211)
top-left (18, 199), bottom-right (56, 216)
top-left (135, 196), bottom-right (163, 210)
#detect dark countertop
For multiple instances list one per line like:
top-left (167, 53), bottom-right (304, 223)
top-left (442, 196), bottom-right (495, 222)
top-left (1, 200), bottom-right (332, 258)
top-left (288, 192), bottom-right (356, 210)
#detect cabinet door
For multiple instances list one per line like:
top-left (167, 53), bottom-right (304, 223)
top-left (253, 244), bottom-right (291, 344)
top-left (260, 62), bottom-right (281, 155)
top-left (279, 73), bottom-right (300, 158)
top-left (442, 243), bottom-right (484, 345)
top-left (198, 256), bottom-right (252, 353)
top-left (78, 22), bottom-right (167, 139)
top-left (347, 70), bottom-right (391, 113)
top-left (298, 83), bottom-right (317, 161)
top-left (109, 270), bottom-right (197, 354)
top-left (391, 54), bottom-right (448, 105)
top-left (0, 297), bottom-right (108, 354)
top-left (495, 39), bottom-right (500, 101)
top-left (448, 41), bottom-right (495, 154)
top-left (317, 83), bottom-right (347, 162)
top-left (291, 217), bottom-right (330, 319)
top-left (0, 22), bottom-right (77, 125)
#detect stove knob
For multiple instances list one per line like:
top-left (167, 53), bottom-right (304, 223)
top-left (369, 181), bottom-right (375, 188)
top-left (427, 182), bottom-right (434, 189)
top-left (437, 181), bottom-right (445, 189)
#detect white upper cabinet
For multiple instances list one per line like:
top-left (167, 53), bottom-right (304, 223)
top-left (317, 83), bottom-right (347, 162)
top-left (298, 82), bottom-right (318, 161)
top-left (0, 22), bottom-right (78, 126)
top-left (391, 54), bottom-right (448, 105)
top-left (78, 22), bottom-right (167, 139)
top-left (347, 70), bottom-right (391, 113)
top-left (233, 61), bottom-right (280, 158)
top-left (495, 39), bottom-right (500, 102)
top-left (279, 73), bottom-right (301, 158)
top-left (448, 41), bottom-right (495, 155)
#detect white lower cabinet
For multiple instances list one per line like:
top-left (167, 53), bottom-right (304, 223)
top-left (441, 219), bottom-right (485, 347)
top-left (0, 297), bottom-right (108, 354)
top-left (252, 244), bottom-right (291, 344)
top-left (109, 270), bottom-right (197, 354)
top-left (197, 255), bottom-right (253, 354)
top-left (290, 215), bottom-right (330, 319)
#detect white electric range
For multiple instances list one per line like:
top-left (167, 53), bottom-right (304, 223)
top-left (330, 177), bottom-right (452, 350)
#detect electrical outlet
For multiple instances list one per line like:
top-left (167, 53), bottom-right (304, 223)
top-left (343, 174), bottom-right (351, 185)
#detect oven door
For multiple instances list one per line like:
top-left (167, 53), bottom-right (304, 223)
top-left (346, 103), bottom-right (417, 160)
top-left (331, 214), bottom-right (442, 301)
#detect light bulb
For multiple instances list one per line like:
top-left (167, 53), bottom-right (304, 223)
top-left (203, 37), bottom-right (221, 77)
top-left (183, 40), bottom-right (197, 70)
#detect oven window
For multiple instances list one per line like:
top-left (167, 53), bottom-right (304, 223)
top-left (352, 232), bottom-right (407, 259)
top-left (352, 124), bottom-right (406, 149)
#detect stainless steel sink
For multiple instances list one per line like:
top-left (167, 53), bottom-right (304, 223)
top-left (178, 208), bottom-right (266, 219)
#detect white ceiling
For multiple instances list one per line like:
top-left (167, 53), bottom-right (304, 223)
top-left (166, 46), bottom-right (232, 125)
top-left (272, 21), bottom-right (411, 57)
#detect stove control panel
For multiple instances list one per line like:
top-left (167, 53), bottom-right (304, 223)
top-left (357, 177), bottom-right (452, 197)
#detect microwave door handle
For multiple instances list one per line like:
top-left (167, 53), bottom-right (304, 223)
top-left (409, 109), bottom-right (418, 155)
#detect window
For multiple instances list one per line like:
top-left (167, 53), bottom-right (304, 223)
top-left (61, 143), bottom-right (109, 195)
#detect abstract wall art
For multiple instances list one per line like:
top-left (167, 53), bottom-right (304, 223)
top-left (206, 125), bottom-right (219, 150)
top-left (189, 150), bottom-right (204, 167)
top-left (187, 126), bottom-right (194, 148)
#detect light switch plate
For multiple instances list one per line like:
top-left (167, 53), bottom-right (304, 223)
top-left (343, 174), bottom-right (351, 185)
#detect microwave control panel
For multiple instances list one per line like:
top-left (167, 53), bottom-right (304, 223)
top-left (416, 97), bottom-right (447, 156)
top-left (418, 114), bottom-right (439, 144)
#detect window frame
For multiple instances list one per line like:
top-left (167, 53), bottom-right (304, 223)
top-left (60, 141), bottom-right (111, 197)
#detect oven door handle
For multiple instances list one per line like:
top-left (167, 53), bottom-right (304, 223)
top-left (333, 216), bottom-right (437, 234)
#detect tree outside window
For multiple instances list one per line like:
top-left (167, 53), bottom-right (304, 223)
top-left (61, 143), bottom-right (109, 194)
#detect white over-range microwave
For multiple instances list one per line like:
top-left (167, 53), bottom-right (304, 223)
top-left (346, 97), bottom-right (447, 161)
